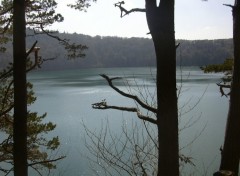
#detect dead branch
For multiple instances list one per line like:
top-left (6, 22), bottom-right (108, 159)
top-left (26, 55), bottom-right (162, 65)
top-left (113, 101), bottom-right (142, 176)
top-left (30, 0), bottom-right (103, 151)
top-left (26, 41), bottom-right (38, 57)
top-left (114, 1), bottom-right (146, 18)
top-left (216, 82), bottom-right (231, 97)
top-left (83, 120), bottom-right (158, 175)
top-left (83, 122), bottom-right (135, 175)
top-left (100, 74), bottom-right (157, 113)
top-left (92, 100), bottom-right (157, 124)
top-left (223, 4), bottom-right (234, 8)
top-left (176, 43), bottom-right (180, 49)
top-left (26, 45), bottom-right (43, 72)
top-left (179, 154), bottom-right (195, 166)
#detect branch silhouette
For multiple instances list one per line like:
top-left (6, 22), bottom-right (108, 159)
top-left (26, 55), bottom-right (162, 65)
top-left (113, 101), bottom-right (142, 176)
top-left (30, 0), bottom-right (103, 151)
top-left (92, 100), bottom-right (157, 124)
top-left (114, 1), bottom-right (146, 17)
top-left (99, 74), bottom-right (157, 113)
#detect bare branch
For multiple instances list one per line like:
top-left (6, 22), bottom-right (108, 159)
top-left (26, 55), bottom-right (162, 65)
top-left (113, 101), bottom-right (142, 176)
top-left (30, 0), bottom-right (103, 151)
top-left (39, 24), bottom-right (87, 59)
top-left (92, 100), bottom-right (157, 124)
top-left (179, 154), bottom-right (195, 166)
top-left (114, 1), bottom-right (146, 18)
top-left (28, 156), bottom-right (66, 167)
top-left (26, 41), bottom-right (38, 57)
top-left (216, 83), bottom-right (231, 97)
top-left (100, 74), bottom-right (157, 113)
top-left (223, 4), bottom-right (234, 8)
top-left (83, 120), bottom-right (158, 175)
top-left (175, 43), bottom-right (180, 49)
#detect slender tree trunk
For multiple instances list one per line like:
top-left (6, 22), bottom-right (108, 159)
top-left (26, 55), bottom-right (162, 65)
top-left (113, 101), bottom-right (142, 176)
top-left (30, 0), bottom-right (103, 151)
top-left (13, 0), bottom-right (28, 175)
top-left (145, 1), bottom-right (179, 175)
top-left (219, 1), bottom-right (240, 174)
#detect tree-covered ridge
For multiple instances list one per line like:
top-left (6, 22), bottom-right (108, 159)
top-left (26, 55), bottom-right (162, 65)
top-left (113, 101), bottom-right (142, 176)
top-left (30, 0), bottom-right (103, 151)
top-left (177, 39), bottom-right (233, 66)
top-left (0, 32), bottom-right (233, 70)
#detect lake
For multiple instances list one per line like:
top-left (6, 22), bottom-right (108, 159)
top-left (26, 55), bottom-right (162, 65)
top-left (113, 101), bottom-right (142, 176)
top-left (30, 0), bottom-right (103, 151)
top-left (27, 67), bottom-right (228, 176)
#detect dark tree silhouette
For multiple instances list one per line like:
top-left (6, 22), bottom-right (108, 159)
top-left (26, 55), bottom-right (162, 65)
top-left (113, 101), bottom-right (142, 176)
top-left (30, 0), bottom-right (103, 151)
top-left (0, 1), bottom-right (91, 175)
top-left (203, 1), bottom-right (240, 175)
top-left (219, 1), bottom-right (240, 174)
top-left (96, 1), bottom-right (179, 175)
top-left (12, 0), bottom-right (28, 175)
top-left (146, 2), bottom-right (178, 175)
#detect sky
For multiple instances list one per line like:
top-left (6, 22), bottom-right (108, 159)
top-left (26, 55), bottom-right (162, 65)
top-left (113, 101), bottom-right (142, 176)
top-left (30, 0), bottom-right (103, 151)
top-left (50, 0), bottom-right (235, 40)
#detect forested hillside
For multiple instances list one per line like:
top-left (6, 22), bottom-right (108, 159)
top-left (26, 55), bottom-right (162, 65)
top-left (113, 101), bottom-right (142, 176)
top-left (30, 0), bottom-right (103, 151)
top-left (0, 31), bottom-right (233, 70)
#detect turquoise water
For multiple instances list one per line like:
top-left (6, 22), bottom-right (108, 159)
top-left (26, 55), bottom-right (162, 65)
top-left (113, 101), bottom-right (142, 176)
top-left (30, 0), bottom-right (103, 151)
top-left (27, 67), bottom-right (228, 175)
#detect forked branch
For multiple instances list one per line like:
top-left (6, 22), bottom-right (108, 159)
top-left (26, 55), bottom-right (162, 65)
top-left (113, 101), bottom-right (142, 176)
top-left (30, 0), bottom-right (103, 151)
top-left (114, 1), bottom-right (146, 17)
top-left (100, 74), bottom-right (157, 113)
top-left (217, 82), bottom-right (231, 97)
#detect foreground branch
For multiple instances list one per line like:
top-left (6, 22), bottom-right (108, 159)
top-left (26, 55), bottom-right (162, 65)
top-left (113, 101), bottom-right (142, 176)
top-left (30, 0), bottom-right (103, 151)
top-left (100, 74), bottom-right (157, 113)
top-left (92, 100), bottom-right (157, 124)
top-left (217, 83), bottom-right (231, 97)
top-left (114, 1), bottom-right (146, 17)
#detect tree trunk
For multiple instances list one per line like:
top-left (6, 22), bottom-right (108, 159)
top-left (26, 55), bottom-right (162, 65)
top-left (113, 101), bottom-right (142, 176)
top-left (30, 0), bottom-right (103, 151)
top-left (219, 1), bottom-right (240, 174)
top-left (13, 0), bottom-right (28, 175)
top-left (145, 1), bottom-right (179, 175)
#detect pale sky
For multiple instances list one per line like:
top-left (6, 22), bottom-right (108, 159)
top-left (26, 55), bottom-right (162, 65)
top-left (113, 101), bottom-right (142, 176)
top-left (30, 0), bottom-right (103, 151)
top-left (51, 0), bottom-right (235, 40)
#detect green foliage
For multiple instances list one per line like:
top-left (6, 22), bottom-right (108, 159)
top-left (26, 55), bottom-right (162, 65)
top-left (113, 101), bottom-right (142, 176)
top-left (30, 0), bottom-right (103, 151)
top-left (0, 63), bottom-right (63, 174)
top-left (61, 40), bottom-right (88, 59)
top-left (25, 0), bottom-right (64, 27)
top-left (67, 0), bottom-right (97, 12)
top-left (201, 58), bottom-right (233, 73)
top-left (0, 0), bottom-right (87, 58)
top-left (0, 0), bottom-right (94, 174)
top-left (201, 58), bottom-right (233, 84)
top-left (0, 0), bottom-right (62, 51)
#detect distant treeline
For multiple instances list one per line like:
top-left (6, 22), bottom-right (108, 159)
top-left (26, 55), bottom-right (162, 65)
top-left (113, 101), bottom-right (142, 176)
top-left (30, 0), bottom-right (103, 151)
top-left (0, 31), bottom-right (233, 70)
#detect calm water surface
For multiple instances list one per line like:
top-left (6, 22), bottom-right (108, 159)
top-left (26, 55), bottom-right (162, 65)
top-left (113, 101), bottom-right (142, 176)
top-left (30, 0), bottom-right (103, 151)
top-left (28, 67), bottom-right (228, 176)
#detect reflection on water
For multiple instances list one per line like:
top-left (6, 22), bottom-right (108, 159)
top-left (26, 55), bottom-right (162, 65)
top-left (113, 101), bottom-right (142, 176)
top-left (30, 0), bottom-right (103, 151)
top-left (29, 67), bottom-right (224, 87)
top-left (27, 67), bottom-right (228, 176)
